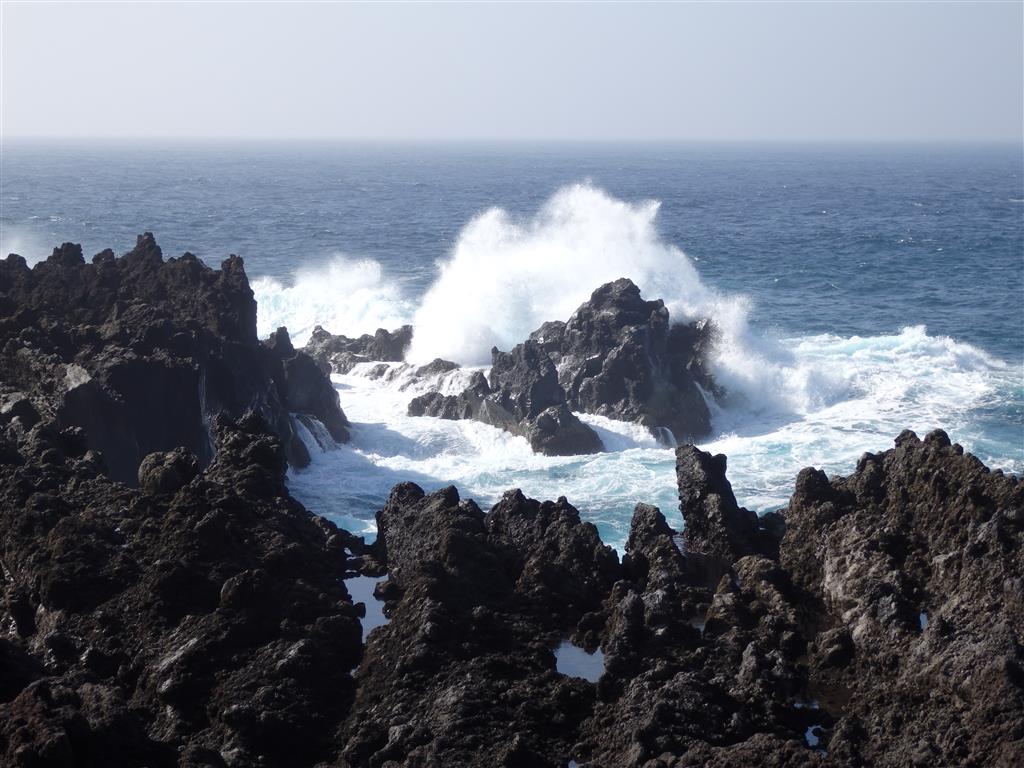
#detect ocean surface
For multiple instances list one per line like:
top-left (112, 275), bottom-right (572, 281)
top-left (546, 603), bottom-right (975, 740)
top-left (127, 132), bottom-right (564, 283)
top-left (3, 142), bottom-right (1022, 548)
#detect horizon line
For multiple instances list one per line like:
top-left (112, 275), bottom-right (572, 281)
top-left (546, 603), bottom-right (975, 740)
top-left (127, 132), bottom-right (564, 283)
top-left (4, 135), bottom-right (1023, 147)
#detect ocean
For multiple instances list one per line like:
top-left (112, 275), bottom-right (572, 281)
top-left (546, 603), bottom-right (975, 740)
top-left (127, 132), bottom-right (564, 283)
top-left (3, 142), bottom-right (1022, 548)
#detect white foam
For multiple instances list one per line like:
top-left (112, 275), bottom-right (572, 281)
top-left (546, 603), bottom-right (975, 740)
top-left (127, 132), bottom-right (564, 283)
top-left (286, 318), bottom-right (1020, 553)
top-left (253, 254), bottom-right (412, 345)
top-left (1, 226), bottom-right (51, 265)
top-left (252, 185), bottom-right (1007, 439)
top-left (263, 185), bottom-right (1021, 552)
top-left (406, 183), bottom-right (740, 365)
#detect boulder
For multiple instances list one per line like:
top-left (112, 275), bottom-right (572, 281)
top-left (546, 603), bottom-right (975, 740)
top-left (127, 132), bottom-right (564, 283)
top-left (552, 278), bottom-right (716, 444)
top-left (137, 447), bottom-right (200, 495)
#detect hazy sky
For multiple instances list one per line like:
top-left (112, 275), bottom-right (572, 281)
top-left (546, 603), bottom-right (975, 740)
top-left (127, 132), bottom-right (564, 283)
top-left (2, 1), bottom-right (1022, 142)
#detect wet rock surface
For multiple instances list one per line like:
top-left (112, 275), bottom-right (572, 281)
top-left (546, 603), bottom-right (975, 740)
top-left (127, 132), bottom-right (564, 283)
top-left (408, 340), bottom-right (603, 456)
top-left (304, 325), bottom-right (413, 374)
top-left (408, 278), bottom-right (717, 454)
top-left (545, 278), bottom-right (716, 444)
top-left (263, 326), bottom-right (350, 449)
top-left (0, 236), bottom-right (347, 479)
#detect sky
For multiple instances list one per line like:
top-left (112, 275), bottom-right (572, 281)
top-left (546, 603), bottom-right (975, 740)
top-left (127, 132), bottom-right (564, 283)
top-left (1, 1), bottom-right (1022, 143)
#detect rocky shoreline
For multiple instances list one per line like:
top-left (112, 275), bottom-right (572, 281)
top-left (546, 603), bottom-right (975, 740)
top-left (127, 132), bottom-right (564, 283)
top-left (1, 238), bottom-right (1021, 767)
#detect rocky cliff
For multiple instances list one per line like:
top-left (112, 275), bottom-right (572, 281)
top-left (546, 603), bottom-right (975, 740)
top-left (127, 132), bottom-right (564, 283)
top-left (0, 235), bottom-right (347, 480)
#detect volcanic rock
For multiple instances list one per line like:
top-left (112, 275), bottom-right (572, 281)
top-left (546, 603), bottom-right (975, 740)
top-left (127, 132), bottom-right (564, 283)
top-left (677, 444), bottom-right (782, 564)
top-left (304, 324), bottom-right (413, 374)
top-left (408, 341), bottom-right (603, 456)
top-left (263, 326), bottom-right (350, 446)
top-left (339, 483), bottom-right (619, 765)
top-left (407, 278), bottom-right (717, 455)
top-left (0, 411), bottom-right (365, 767)
top-left (0, 235), bottom-right (347, 479)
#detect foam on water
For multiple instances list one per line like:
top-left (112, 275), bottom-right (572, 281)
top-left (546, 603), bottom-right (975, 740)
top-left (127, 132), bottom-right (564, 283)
top-left (288, 322), bottom-right (1019, 552)
top-left (263, 185), bottom-right (1021, 550)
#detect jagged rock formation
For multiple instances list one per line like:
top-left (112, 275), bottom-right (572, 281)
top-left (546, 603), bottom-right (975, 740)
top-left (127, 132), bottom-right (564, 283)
top-left (408, 341), bottom-right (604, 456)
top-left (0, 412), bottom-right (366, 767)
top-left (263, 326), bottom-right (350, 449)
top-left (536, 278), bottom-right (716, 443)
top-left (304, 324), bottom-right (413, 374)
top-left (337, 431), bottom-right (1022, 767)
top-left (779, 429), bottom-right (1024, 767)
top-left (677, 445), bottom-right (783, 563)
top-left (2, 240), bottom-right (1020, 767)
top-left (1, 399), bottom-right (1019, 765)
top-left (339, 485), bottom-right (618, 765)
top-left (0, 235), bottom-right (347, 478)
top-left (408, 278), bottom-right (717, 455)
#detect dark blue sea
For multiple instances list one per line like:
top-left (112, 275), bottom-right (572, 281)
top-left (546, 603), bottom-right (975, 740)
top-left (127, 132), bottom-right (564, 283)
top-left (3, 143), bottom-right (1021, 546)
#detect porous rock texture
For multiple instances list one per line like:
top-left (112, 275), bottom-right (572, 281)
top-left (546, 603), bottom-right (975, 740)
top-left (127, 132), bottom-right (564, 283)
top-left (341, 431), bottom-right (1021, 767)
top-left (0, 235), bottom-right (347, 479)
top-left (408, 278), bottom-right (717, 455)
top-left (0, 412), bottom-right (366, 768)
top-left (2, 401), bottom-right (1020, 766)
top-left (408, 340), bottom-right (604, 456)
top-left (303, 325), bottom-right (413, 375)
top-left (2, 240), bottom-right (1020, 767)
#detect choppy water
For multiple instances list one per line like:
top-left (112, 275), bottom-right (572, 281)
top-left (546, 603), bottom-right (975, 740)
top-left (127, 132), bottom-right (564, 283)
top-left (3, 143), bottom-right (1021, 548)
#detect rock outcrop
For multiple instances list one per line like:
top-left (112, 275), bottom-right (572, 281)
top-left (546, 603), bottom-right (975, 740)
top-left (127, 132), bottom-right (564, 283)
top-left (539, 278), bottom-right (717, 443)
top-left (0, 411), bottom-right (366, 767)
top-left (304, 324), bottom-right (413, 374)
top-left (408, 278), bottom-right (717, 455)
top-left (778, 429), bottom-right (1024, 767)
top-left (263, 326), bottom-right (350, 449)
top-left (677, 445), bottom-right (783, 564)
top-left (408, 340), bottom-right (604, 456)
top-left (1, 377), bottom-right (1019, 767)
top-left (0, 235), bottom-right (347, 478)
top-left (3, 239), bottom-right (1020, 767)
top-left (339, 484), bottom-right (619, 765)
top-left (338, 430), bottom-right (1022, 767)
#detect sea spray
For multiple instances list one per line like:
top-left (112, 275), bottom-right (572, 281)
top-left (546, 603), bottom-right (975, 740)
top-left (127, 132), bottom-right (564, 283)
top-left (253, 255), bottom-right (412, 345)
top-left (250, 184), bottom-right (1021, 548)
top-left (252, 184), bottom-right (871, 422)
top-left (0, 225), bottom-right (52, 266)
top-left (407, 183), bottom-right (731, 365)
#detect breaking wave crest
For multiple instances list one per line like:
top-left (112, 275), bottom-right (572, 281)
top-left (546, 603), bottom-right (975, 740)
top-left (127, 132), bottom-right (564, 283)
top-left (253, 183), bottom-right (1011, 433)
top-left (252, 255), bottom-right (412, 345)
